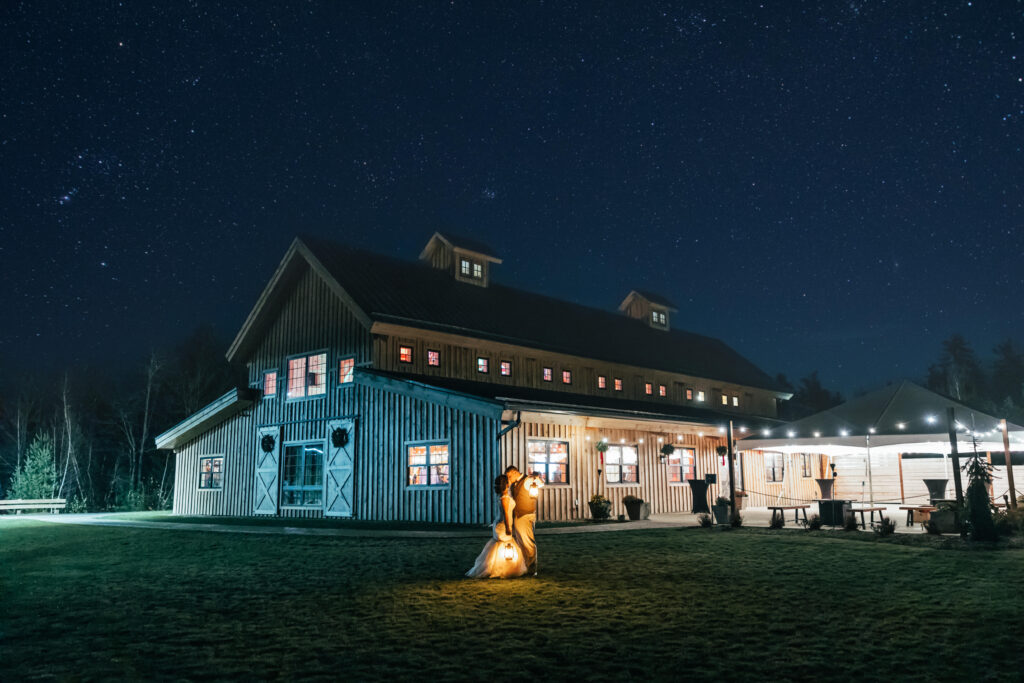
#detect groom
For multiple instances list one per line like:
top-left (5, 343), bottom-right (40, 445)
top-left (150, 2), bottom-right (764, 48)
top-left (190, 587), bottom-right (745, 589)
top-left (506, 465), bottom-right (542, 576)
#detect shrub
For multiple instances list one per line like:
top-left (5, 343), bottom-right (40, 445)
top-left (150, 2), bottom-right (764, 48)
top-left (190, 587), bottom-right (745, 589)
top-left (729, 510), bottom-right (743, 527)
top-left (8, 433), bottom-right (56, 500)
top-left (68, 496), bottom-right (89, 514)
top-left (697, 513), bottom-right (713, 528)
top-left (843, 513), bottom-right (860, 531)
top-left (769, 513), bottom-right (784, 529)
top-left (993, 509), bottom-right (1024, 536)
top-left (622, 494), bottom-right (642, 504)
top-left (714, 496), bottom-right (730, 507)
top-left (806, 514), bottom-right (823, 531)
top-left (963, 455), bottom-right (997, 542)
top-left (588, 494), bottom-right (612, 521)
top-left (874, 516), bottom-right (896, 537)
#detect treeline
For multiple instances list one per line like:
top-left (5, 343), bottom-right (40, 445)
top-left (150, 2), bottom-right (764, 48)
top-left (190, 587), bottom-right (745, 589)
top-left (0, 325), bottom-right (243, 511)
top-left (776, 334), bottom-right (1024, 424)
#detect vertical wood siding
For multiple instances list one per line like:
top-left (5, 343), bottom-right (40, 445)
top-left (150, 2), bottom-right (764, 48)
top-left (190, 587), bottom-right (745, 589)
top-left (735, 450), bottom-right (825, 508)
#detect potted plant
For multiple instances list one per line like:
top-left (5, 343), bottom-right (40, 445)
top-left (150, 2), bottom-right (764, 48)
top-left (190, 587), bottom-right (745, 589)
top-left (928, 502), bottom-right (960, 534)
top-left (712, 496), bottom-right (731, 524)
top-left (623, 494), bottom-right (645, 521)
top-left (588, 494), bottom-right (611, 522)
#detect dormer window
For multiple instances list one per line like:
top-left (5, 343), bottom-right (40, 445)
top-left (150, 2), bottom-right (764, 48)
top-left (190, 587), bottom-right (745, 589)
top-left (619, 290), bottom-right (676, 331)
top-left (652, 310), bottom-right (666, 326)
top-left (500, 360), bottom-right (512, 376)
top-left (460, 258), bottom-right (471, 276)
top-left (420, 233), bottom-right (502, 288)
top-left (427, 350), bottom-right (440, 367)
top-left (473, 262), bottom-right (483, 278)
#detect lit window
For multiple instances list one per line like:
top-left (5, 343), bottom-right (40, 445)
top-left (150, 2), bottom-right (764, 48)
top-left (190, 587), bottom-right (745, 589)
top-left (339, 358), bottom-right (355, 384)
top-left (528, 440), bottom-right (569, 484)
top-left (427, 350), bottom-right (440, 367)
top-left (477, 357), bottom-right (489, 373)
top-left (399, 346), bottom-right (413, 363)
top-left (645, 383), bottom-right (653, 395)
top-left (263, 371), bottom-right (277, 397)
top-left (667, 447), bottom-right (695, 484)
top-left (460, 259), bottom-right (471, 276)
top-left (605, 445), bottom-right (639, 484)
top-left (732, 395), bottom-right (739, 407)
top-left (407, 442), bottom-right (450, 487)
top-left (562, 370), bottom-right (572, 384)
top-left (614, 378), bottom-right (623, 391)
top-left (801, 454), bottom-right (812, 478)
top-left (598, 375), bottom-right (607, 389)
top-left (697, 391), bottom-right (705, 402)
top-left (543, 367), bottom-right (552, 382)
top-left (659, 384), bottom-right (666, 397)
top-left (282, 443), bottom-right (323, 506)
top-left (721, 394), bottom-right (728, 406)
top-left (500, 360), bottom-right (511, 376)
top-left (473, 262), bottom-right (483, 279)
top-left (766, 453), bottom-right (784, 482)
top-left (686, 388), bottom-right (693, 400)
top-left (651, 310), bottom-right (666, 326)
top-left (287, 353), bottom-right (326, 399)
top-left (198, 456), bottom-right (224, 489)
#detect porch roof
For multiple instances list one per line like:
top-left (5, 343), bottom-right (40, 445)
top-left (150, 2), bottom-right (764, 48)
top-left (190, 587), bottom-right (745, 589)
top-left (154, 387), bottom-right (257, 451)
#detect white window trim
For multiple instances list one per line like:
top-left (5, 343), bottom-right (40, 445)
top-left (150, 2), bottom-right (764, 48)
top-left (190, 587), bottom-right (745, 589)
top-left (196, 455), bottom-right (225, 491)
top-left (404, 439), bottom-right (452, 490)
top-left (279, 440), bottom-right (328, 509)
top-left (285, 350), bottom-right (329, 402)
top-left (526, 437), bottom-right (571, 486)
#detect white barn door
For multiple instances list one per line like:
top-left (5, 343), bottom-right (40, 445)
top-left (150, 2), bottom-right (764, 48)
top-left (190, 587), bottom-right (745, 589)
top-left (324, 419), bottom-right (355, 518)
top-left (254, 426), bottom-right (280, 515)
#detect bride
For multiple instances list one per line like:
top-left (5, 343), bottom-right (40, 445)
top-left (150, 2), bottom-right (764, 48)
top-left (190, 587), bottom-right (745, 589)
top-left (465, 473), bottom-right (527, 579)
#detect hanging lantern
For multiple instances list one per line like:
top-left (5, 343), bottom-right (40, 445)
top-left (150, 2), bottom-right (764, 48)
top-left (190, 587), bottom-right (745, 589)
top-left (529, 478), bottom-right (542, 498)
top-left (503, 542), bottom-right (518, 562)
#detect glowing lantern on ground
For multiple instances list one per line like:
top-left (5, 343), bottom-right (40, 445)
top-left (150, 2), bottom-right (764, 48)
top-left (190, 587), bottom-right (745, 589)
top-left (503, 542), bottom-right (518, 562)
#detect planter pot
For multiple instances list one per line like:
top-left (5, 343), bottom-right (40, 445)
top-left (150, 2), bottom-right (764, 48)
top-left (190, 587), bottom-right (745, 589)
top-left (624, 500), bottom-right (645, 521)
top-left (930, 509), bottom-right (959, 534)
top-left (712, 504), bottom-right (730, 525)
top-left (818, 499), bottom-right (851, 526)
top-left (688, 480), bottom-right (711, 514)
top-left (923, 479), bottom-right (949, 505)
top-left (815, 478), bottom-right (835, 500)
top-left (588, 500), bottom-right (611, 521)
top-left (734, 492), bottom-right (746, 510)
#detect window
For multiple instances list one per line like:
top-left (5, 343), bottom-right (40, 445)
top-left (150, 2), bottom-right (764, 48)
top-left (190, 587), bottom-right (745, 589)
top-left (658, 384), bottom-right (667, 397)
top-left (407, 442), bottom-right (450, 487)
top-left (263, 371), bottom-right (277, 397)
top-left (645, 383), bottom-right (653, 395)
top-left (528, 440), bottom-right (569, 484)
top-left (460, 258), bottom-right (482, 279)
top-left (614, 378), bottom-right (623, 391)
top-left (801, 454), bottom-right (812, 478)
top-left (477, 357), bottom-right (489, 373)
top-left (473, 262), bottom-right (483, 279)
top-left (399, 346), bottom-right (413, 364)
top-left (562, 370), bottom-right (572, 384)
top-left (339, 358), bottom-right (355, 384)
top-left (287, 352), bottom-right (327, 399)
top-left (766, 453), bottom-right (784, 482)
top-left (651, 310), bottom-right (666, 326)
top-left (500, 360), bottom-right (511, 376)
top-left (543, 367), bottom-right (553, 382)
top-left (606, 444), bottom-right (639, 484)
top-left (198, 456), bottom-right (223, 489)
top-left (697, 390), bottom-right (705, 402)
top-left (732, 395), bottom-right (739, 407)
top-left (427, 350), bottom-right (440, 367)
top-left (598, 375), bottom-right (607, 389)
top-left (721, 394), bottom-right (728, 406)
top-left (281, 443), bottom-right (324, 506)
top-left (686, 388), bottom-right (693, 400)
top-left (667, 447), bottom-right (695, 484)
top-left (460, 258), bottom-right (471, 276)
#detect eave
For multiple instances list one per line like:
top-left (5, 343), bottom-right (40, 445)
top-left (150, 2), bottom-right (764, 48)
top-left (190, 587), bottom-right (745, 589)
top-left (154, 387), bottom-right (258, 451)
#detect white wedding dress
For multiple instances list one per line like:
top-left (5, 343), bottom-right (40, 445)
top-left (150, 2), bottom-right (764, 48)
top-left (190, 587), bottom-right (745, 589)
top-left (465, 494), bottom-right (527, 579)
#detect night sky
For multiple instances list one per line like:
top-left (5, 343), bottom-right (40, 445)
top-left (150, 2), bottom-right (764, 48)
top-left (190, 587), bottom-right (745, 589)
top-left (3, 2), bottom-right (1022, 394)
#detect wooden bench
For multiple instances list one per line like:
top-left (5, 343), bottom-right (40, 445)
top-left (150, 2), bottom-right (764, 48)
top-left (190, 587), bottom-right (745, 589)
top-left (767, 505), bottom-right (810, 527)
top-left (0, 498), bottom-right (67, 514)
top-left (899, 505), bottom-right (936, 527)
top-left (848, 506), bottom-right (886, 529)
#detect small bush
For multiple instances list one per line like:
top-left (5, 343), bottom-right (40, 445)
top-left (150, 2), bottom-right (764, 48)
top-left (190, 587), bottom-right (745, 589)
top-left (769, 513), bottom-right (784, 529)
top-left (622, 494), bottom-right (642, 504)
top-left (714, 496), bottom-right (731, 507)
top-left (924, 519), bottom-right (942, 535)
top-left (68, 496), bottom-right (89, 514)
top-left (588, 494), bottom-right (612, 521)
top-left (874, 516), bottom-right (896, 537)
top-left (698, 513), bottom-right (713, 528)
top-left (806, 514), bottom-right (823, 531)
top-left (843, 513), bottom-right (860, 531)
top-left (729, 510), bottom-right (743, 528)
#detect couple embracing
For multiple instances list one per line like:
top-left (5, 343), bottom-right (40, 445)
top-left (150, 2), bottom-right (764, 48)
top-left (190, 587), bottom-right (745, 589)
top-left (465, 465), bottom-right (542, 579)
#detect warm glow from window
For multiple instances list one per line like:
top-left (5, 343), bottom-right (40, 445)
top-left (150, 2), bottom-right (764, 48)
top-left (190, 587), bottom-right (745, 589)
top-left (408, 442), bottom-right (450, 486)
top-left (288, 353), bottom-right (326, 399)
top-left (598, 375), bottom-right (606, 389)
top-left (500, 360), bottom-right (511, 376)
top-left (477, 357), bottom-right (489, 373)
top-left (732, 395), bottom-right (739, 406)
top-left (697, 391), bottom-right (705, 402)
top-left (427, 350), bottom-right (440, 366)
top-left (686, 388), bottom-right (693, 400)
top-left (667, 447), bottom-right (695, 483)
top-left (543, 367), bottom-right (552, 381)
top-left (198, 456), bottom-right (223, 489)
top-left (614, 378), bottom-right (622, 391)
top-left (658, 384), bottom-right (666, 397)
top-left (645, 383), bottom-right (652, 395)
top-left (562, 370), bottom-right (571, 384)
top-left (721, 394), bottom-right (728, 405)
top-left (339, 358), bottom-right (355, 384)
top-left (399, 346), bottom-right (413, 363)
top-left (263, 371), bottom-right (277, 396)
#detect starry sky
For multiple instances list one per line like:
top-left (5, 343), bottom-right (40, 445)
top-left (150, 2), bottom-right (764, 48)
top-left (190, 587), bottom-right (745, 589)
top-left (2, 1), bottom-right (1022, 394)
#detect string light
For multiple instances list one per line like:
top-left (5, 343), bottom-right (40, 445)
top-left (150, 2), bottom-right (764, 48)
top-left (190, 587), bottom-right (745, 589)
top-left (762, 429), bottom-right (771, 436)
top-left (638, 438), bottom-right (644, 444)
top-left (698, 432), bottom-right (704, 437)
top-left (657, 436), bottom-right (663, 443)
top-left (718, 426), bottom-right (725, 434)
top-left (739, 426), bottom-right (747, 433)
top-left (787, 430), bottom-right (795, 438)
top-left (896, 423), bottom-right (906, 430)
top-left (926, 415), bottom-right (937, 424)
top-left (840, 429), bottom-right (849, 437)
top-left (813, 431), bottom-right (821, 438)
top-left (868, 427), bottom-right (876, 434)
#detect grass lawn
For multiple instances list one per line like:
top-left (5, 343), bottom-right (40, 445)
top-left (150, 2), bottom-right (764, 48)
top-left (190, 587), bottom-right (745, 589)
top-left (2, 521), bottom-right (1023, 681)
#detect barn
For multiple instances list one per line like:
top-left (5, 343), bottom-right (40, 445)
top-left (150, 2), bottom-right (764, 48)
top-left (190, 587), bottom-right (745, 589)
top-left (155, 233), bottom-right (790, 523)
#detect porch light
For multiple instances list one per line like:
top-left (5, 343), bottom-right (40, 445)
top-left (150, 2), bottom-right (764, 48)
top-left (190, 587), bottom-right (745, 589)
top-left (503, 542), bottom-right (518, 562)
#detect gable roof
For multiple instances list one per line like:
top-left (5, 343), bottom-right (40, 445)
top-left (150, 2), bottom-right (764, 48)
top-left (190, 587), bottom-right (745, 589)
top-left (620, 289), bottom-right (678, 311)
top-left (259, 235), bottom-right (781, 393)
top-left (419, 231), bottom-right (502, 262)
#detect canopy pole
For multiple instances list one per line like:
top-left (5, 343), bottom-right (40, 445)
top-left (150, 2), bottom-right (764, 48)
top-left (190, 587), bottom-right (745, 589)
top-left (947, 407), bottom-right (964, 507)
top-left (866, 434), bottom-right (875, 505)
top-left (1001, 419), bottom-right (1017, 509)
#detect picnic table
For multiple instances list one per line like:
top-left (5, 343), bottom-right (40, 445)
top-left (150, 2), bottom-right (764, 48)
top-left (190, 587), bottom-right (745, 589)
top-left (767, 504), bottom-right (810, 527)
top-left (898, 505), bottom-right (936, 527)
top-left (848, 506), bottom-right (886, 529)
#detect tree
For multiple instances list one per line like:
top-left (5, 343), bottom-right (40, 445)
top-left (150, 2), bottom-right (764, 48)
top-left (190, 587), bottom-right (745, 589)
top-left (785, 371), bottom-right (843, 419)
top-left (962, 450), bottom-right (997, 542)
top-left (991, 339), bottom-right (1024, 405)
top-left (8, 433), bottom-right (56, 500)
top-left (927, 334), bottom-right (983, 401)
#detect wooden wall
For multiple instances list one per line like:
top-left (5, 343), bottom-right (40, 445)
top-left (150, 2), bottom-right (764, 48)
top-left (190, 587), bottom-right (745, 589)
top-left (373, 322), bottom-right (780, 419)
top-left (735, 451), bottom-right (824, 508)
top-left (500, 418), bottom-right (728, 520)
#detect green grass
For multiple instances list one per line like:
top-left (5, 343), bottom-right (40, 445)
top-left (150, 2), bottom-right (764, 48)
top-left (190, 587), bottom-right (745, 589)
top-left (2, 521), bottom-right (1023, 681)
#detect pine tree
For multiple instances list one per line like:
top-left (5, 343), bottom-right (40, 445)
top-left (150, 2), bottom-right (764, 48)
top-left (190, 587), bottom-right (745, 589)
top-left (8, 433), bottom-right (56, 500)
